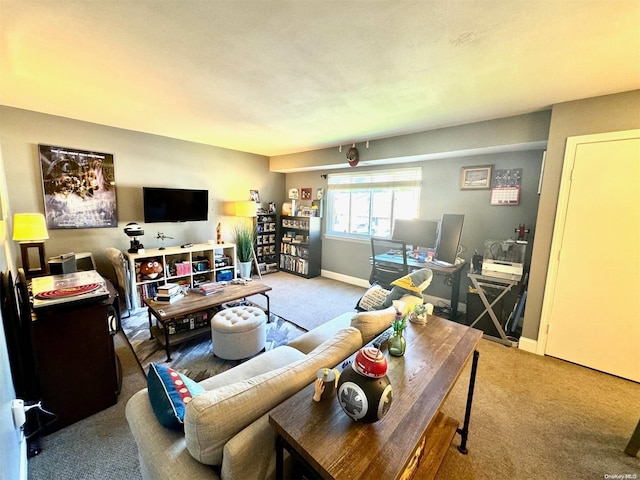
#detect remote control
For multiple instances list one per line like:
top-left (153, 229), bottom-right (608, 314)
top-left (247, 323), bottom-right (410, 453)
top-left (181, 243), bottom-right (194, 248)
top-left (372, 327), bottom-right (394, 349)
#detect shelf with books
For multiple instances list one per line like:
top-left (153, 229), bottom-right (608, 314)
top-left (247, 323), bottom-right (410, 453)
top-left (278, 215), bottom-right (321, 279)
top-left (255, 213), bottom-right (279, 274)
top-left (126, 243), bottom-right (236, 310)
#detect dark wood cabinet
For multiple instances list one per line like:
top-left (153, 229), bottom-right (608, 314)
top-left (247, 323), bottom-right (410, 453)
top-left (32, 297), bottom-right (118, 433)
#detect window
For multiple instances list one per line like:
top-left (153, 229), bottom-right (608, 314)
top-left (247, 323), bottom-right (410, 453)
top-left (326, 167), bottom-right (422, 239)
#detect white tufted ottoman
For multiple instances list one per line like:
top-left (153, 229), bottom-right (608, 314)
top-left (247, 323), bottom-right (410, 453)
top-left (210, 306), bottom-right (267, 360)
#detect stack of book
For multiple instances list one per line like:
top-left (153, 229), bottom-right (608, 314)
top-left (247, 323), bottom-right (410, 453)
top-left (194, 281), bottom-right (224, 296)
top-left (155, 283), bottom-right (183, 303)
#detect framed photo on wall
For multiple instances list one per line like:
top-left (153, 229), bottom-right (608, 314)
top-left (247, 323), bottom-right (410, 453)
top-left (460, 165), bottom-right (493, 190)
top-left (301, 187), bottom-right (312, 200)
top-left (39, 144), bottom-right (118, 229)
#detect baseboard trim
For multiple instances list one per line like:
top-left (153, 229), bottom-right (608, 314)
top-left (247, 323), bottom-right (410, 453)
top-left (320, 271), bottom-right (466, 313)
top-left (518, 336), bottom-right (538, 354)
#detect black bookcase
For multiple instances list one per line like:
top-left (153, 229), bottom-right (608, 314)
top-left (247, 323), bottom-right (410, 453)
top-left (255, 213), bottom-right (279, 275)
top-left (278, 216), bottom-right (321, 278)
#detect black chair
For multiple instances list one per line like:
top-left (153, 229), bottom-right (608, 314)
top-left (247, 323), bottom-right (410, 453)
top-left (369, 237), bottom-right (409, 289)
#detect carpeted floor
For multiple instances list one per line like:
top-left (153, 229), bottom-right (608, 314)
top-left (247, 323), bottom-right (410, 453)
top-left (121, 302), bottom-right (305, 382)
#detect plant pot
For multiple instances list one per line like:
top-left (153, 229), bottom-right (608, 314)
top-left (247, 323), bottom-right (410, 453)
top-left (388, 330), bottom-right (406, 357)
top-left (238, 261), bottom-right (252, 279)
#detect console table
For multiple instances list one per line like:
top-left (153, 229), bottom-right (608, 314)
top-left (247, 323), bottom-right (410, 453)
top-left (269, 317), bottom-right (482, 480)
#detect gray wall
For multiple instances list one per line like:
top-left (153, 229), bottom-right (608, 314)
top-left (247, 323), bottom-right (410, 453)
top-left (0, 107), bottom-right (286, 282)
top-left (285, 145), bottom-right (545, 303)
top-left (523, 90), bottom-right (640, 340)
top-left (0, 141), bottom-right (21, 480)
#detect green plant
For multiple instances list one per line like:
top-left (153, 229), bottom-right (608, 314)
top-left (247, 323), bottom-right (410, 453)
top-left (392, 314), bottom-right (406, 333)
top-left (233, 223), bottom-right (255, 263)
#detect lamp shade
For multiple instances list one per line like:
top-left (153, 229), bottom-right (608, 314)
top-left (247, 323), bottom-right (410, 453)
top-left (227, 201), bottom-right (257, 218)
top-left (12, 213), bottom-right (49, 242)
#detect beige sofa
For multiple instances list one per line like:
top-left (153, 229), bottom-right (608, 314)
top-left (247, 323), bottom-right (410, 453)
top-left (126, 299), bottom-right (417, 480)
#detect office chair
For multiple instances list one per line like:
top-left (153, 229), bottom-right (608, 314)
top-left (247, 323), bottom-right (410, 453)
top-left (369, 237), bottom-right (409, 289)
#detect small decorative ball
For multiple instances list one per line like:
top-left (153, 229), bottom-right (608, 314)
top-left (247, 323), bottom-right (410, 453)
top-left (352, 346), bottom-right (388, 378)
top-left (337, 363), bottom-right (393, 423)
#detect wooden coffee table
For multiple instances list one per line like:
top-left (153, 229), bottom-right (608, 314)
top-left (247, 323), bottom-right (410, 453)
top-left (145, 281), bottom-right (272, 361)
top-left (269, 316), bottom-right (482, 480)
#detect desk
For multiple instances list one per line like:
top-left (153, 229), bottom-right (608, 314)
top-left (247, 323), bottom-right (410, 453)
top-left (372, 253), bottom-right (467, 320)
top-left (467, 272), bottom-right (521, 347)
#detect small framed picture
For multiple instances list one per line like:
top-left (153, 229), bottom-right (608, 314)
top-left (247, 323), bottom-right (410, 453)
top-left (288, 188), bottom-right (299, 199)
top-left (301, 187), bottom-right (312, 200)
top-left (250, 189), bottom-right (260, 202)
top-left (460, 165), bottom-right (493, 190)
top-left (316, 187), bottom-right (325, 200)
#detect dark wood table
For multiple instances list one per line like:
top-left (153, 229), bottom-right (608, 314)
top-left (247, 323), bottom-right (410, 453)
top-left (145, 281), bottom-right (272, 361)
top-left (269, 316), bottom-right (482, 480)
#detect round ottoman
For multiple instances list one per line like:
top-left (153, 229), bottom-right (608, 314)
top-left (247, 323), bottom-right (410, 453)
top-left (211, 306), bottom-right (267, 360)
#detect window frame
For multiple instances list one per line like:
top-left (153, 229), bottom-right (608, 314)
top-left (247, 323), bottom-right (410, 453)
top-left (325, 167), bottom-right (422, 240)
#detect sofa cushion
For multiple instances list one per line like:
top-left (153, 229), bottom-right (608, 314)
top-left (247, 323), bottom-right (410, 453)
top-left (148, 363), bottom-right (205, 431)
top-left (350, 306), bottom-right (396, 344)
top-left (184, 326), bottom-right (362, 465)
top-left (287, 312), bottom-right (354, 354)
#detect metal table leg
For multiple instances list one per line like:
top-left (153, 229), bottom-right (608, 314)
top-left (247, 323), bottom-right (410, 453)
top-left (457, 349), bottom-right (479, 454)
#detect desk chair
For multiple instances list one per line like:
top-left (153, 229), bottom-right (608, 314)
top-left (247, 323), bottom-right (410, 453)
top-left (369, 237), bottom-right (409, 289)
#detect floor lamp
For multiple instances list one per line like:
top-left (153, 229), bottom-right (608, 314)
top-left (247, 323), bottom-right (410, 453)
top-left (13, 213), bottom-right (50, 279)
top-left (230, 201), bottom-right (262, 280)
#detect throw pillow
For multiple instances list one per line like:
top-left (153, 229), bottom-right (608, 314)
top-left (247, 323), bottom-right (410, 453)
top-left (350, 306), bottom-right (396, 344)
top-left (356, 283), bottom-right (390, 311)
top-left (147, 362), bottom-right (205, 431)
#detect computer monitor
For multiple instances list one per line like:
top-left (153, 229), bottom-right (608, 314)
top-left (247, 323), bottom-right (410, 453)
top-left (435, 214), bottom-right (465, 265)
top-left (392, 219), bottom-right (439, 250)
top-left (75, 252), bottom-right (96, 271)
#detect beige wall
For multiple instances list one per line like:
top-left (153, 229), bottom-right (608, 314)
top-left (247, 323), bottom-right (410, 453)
top-left (523, 90), bottom-right (640, 340)
top-left (0, 107), bottom-right (285, 280)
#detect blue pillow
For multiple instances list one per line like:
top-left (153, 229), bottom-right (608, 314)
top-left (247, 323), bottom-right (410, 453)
top-left (147, 363), bottom-right (205, 431)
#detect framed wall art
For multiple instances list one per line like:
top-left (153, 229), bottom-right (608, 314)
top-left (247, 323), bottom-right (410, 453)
top-left (460, 165), bottom-right (493, 190)
top-left (301, 187), bottom-right (312, 200)
top-left (39, 144), bottom-right (118, 229)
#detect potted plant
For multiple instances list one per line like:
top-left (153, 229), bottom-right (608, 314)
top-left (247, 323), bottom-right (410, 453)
top-left (233, 223), bottom-right (255, 279)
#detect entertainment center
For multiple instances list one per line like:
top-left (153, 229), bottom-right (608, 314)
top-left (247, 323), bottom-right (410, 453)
top-left (126, 243), bottom-right (237, 310)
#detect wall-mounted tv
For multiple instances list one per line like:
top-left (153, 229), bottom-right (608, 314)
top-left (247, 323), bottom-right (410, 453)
top-left (143, 187), bottom-right (209, 223)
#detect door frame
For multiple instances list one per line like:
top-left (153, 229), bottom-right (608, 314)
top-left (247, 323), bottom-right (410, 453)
top-left (536, 128), bottom-right (640, 356)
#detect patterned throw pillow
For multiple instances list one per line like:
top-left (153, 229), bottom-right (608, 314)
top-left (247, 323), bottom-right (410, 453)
top-left (355, 284), bottom-right (390, 311)
top-left (147, 363), bottom-right (205, 431)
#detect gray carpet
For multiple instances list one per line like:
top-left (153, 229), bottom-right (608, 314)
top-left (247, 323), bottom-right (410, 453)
top-left (27, 273), bottom-right (640, 480)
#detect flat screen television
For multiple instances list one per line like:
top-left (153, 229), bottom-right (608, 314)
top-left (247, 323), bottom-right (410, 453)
top-left (143, 187), bottom-right (209, 223)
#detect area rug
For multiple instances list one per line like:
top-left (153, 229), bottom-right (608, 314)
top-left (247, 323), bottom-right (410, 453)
top-left (121, 305), bottom-right (306, 382)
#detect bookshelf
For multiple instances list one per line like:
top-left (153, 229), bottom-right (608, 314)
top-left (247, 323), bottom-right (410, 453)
top-left (278, 216), bottom-right (321, 278)
top-left (126, 242), bottom-right (236, 310)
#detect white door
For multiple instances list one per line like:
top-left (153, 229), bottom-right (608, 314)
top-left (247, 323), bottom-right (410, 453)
top-left (540, 129), bottom-right (640, 381)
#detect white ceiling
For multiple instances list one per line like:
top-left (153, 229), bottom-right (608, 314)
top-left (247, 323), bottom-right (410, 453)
top-left (1, 1), bottom-right (639, 157)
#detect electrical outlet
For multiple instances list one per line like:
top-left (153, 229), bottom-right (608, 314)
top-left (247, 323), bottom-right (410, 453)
top-left (11, 399), bottom-right (26, 429)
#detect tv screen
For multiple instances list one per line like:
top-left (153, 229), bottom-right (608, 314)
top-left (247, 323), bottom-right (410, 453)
top-left (435, 214), bottom-right (465, 265)
top-left (143, 187), bottom-right (209, 223)
top-left (392, 219), bottom-right (439, 249)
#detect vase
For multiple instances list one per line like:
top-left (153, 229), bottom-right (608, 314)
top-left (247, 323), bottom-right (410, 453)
top-left (388, 329), bottom-right (406, 357)
top-left (238, 261), bottom-right (252, 279)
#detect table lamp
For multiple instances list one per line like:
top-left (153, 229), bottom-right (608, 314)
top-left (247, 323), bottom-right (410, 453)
top-left (13, 213), bottom-right (49, 278)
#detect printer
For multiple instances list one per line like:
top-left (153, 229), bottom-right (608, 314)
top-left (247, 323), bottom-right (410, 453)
top-left (482, 239), bottom-right (527, 280)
